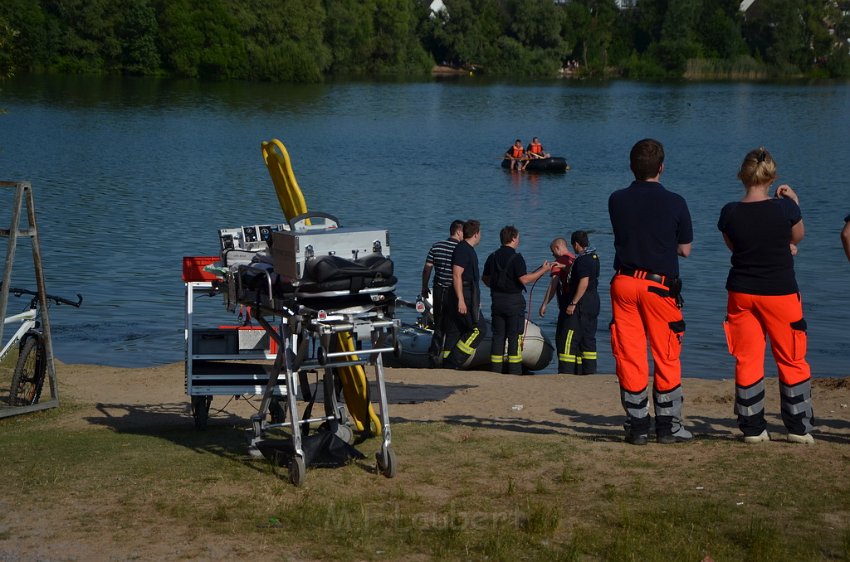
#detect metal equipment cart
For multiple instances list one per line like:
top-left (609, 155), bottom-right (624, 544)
top-left (182, 213), bottom-right (400, 485)
top-left (239, 272), bottom-right (400, 485)
top-left (183, 259), bottom-right (287, 430)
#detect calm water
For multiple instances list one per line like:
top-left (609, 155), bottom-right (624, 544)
top-left (1, 76), bottom-right (849, 378)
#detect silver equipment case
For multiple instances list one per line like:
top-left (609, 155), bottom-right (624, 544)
top-left (271, 227), bottom-right (390, 280)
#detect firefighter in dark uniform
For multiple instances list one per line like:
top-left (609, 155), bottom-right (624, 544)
top-left (482, 225), bottom-right (553, 374)
top-left (421, 219), bottom-right (465, 367)
top-left (558, 230), bottom-right (600, 375)
top-left (444, 220), bottom-right (488, 368)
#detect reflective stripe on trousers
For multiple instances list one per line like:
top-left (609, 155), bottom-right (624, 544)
top-left (620, 385), bottom-right (650, 433)
top-left (781, 379), bottom-right (814, 435)
top-left (653, 384), bottom-right (685, 434)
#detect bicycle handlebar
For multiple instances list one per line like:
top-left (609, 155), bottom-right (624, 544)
top-left (2, 285), bottom-right (83, 308)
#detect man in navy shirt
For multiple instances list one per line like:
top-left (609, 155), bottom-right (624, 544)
top-left (558, 230), bottom-right (600, 375)
top-left (444, 220), bottom-right (487, 368)
top-left (608, 138), bottom-right (693, 445)
top-left (482, 225), bottom-right (552, 374)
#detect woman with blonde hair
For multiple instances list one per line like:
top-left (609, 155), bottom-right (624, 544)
top-left (717, 147), bottom-right (814, 444)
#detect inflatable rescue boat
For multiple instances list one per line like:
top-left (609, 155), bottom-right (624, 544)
top-left (501, 156), bottom-right (569, 172)
top-left (384, 312), bottom-right (555, 373)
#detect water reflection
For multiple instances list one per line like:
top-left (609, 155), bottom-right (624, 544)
top-left (1, 77), bottom-right (849, 377)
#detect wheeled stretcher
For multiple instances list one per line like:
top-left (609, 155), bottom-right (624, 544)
top-left (214, 213), bottom-right (400, 485)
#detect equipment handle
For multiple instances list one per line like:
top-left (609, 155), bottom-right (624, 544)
top-left (287, 212), bottom-right (341, 232)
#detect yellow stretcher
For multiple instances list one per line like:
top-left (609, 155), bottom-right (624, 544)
top-left (260, 139), bottom-right (383, 436)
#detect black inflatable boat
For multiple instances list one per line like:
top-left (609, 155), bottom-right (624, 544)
top-left (501, 156), bottom-right (569, 172)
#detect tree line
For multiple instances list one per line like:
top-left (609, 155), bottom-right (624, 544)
top-left (1, 0), bottom-right (849, 81)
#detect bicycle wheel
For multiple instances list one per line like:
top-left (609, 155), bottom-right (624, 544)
top-left (9, 335), bottom-right (47, 407)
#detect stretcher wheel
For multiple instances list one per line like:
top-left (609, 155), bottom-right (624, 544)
top-left (289, 456), bottom-right (306, 486)
top-left (191, 395), bottom-right (212, 430)
top-left (376, 447), bottom-right (396, 478)
top-left (335, 424), bottom-right (354, 445)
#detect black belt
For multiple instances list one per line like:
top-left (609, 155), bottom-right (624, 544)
top-left (617, 268), bottom-right (675, 288)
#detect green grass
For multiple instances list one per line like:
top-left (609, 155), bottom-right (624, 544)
top-left (0, 411), bottom-right (849, 561)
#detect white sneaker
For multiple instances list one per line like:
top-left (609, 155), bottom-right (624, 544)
top-left (787, 432), bottom-right (815, 444)
top-left (743, 430), bottom-right (770, 443)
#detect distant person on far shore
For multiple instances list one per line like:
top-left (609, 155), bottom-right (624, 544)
top-left (842, 214), bottom-right (850, 262)
top-left (718, 147), bottom-right (815, 444)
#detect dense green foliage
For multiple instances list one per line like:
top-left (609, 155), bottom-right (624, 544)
top-left (1, 0), bottom-right (849, 81)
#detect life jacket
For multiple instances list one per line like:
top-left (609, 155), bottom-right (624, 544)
top-left (511, 145), bottom-right (524, 158)
top-left (529, 142), bottom-right (543, 155)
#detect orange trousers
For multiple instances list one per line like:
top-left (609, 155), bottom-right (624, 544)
top-left (723, 291), bottom-right (810, 387)
top-left (610, 274), bottom-right (685, 394)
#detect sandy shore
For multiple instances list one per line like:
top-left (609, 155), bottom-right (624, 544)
top-left (1, 362), bottom-right (848, 561)
top-left (55, 362), bottom-right (850, 443)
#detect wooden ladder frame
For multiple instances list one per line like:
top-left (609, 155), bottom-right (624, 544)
top-left (1, 181), bottom-right (59, 417)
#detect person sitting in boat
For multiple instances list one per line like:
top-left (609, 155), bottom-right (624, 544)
top-left (505, 139), bottom-right (526, 171)
top-left (526, 137), bottom-right (550, 160)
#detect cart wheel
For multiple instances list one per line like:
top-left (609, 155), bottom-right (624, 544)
top-left (191, 395), bottom-right (212, 430)
top-left (335, 424), bottom-right (354, 445)
top-left (289, 456), bottom-right (306, 486)
top-left (269, 398), bottom-right (286, 424)
top-left (376, 447), bottom-right (397, 478)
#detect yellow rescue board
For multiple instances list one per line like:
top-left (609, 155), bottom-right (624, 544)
top-left (261, 139), bottom-right (308, 221)
top-left (261, 138), bottom-right (382, 435)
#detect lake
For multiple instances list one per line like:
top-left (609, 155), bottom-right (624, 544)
top-left (1, 75), bottom-right (849, 378)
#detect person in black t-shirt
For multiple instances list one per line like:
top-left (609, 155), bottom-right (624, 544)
top-left (557, 231), bottom-right (600, 375)
top-left (482, 225), bottom-right (552, 374)
top-left (717, 146), bottom-right (814, 444)
top-left (443, 220), bottom-right (488, 369)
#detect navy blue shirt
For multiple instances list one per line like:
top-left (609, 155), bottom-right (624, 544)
top-left (566, 250), bottom-right (601, 315)
top-left (608, 180), bottom-right (693, 278)
top-left (717, 198), bottom-right (801, 295)
top-left (451, 240), bottom-right (479, 287)
top-left (566, 252), bottom-right (600, 297)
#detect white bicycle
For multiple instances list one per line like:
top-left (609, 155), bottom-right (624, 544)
top-left (2, 286), bottom-right (82, 406)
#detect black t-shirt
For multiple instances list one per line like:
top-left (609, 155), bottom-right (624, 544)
top-left (608, 180), bottom-right (693, 278)
top-left (451, 240), bottom-right (479, 287)
top-left (482, 246), bottom-right (527, 294)
top-left (717, 197), bottom-right (801, 295)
